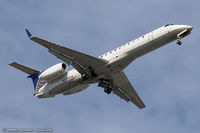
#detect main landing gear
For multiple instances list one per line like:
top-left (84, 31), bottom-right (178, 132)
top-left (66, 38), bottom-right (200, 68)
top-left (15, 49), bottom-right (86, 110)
top-left (82, 66), bottom-right (97, 80)
top-left (98, 79), bottom-right (113, 94)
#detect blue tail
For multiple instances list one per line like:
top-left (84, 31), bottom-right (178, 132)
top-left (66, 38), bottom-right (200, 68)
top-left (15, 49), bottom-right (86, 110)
top-left (28, 73), bottom-right (40, 92)
top-left (28, 73), bottom-right (46, 94)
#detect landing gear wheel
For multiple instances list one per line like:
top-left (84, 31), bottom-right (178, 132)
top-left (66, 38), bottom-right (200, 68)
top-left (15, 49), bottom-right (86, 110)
top-left (98, 79), bottom-right (113, 94)
top-left (107, 88), bottom-right (112, 94)
top-left (104, 87), bottom-right (108, 93)
top-left (104, 87), bottom-right (112, 94)
top-left (176, 40), bottom-right (182, 45)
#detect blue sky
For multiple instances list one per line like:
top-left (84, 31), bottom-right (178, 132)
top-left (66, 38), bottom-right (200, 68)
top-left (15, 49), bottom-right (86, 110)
top-left (1, 0), bottom-right (200, 132)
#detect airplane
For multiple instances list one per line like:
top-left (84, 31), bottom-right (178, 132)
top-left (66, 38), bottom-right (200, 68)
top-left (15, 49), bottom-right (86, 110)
top-left (9, 24), bottom-right (192, 109)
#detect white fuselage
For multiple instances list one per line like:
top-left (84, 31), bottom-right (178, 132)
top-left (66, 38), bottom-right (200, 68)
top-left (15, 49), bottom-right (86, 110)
top-left (37, 24), bottom-right (192, 98)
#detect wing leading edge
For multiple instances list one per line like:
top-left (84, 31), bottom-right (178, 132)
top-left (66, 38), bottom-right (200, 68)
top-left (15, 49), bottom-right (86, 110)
top-left (111, 71), bottom-right (145, 109)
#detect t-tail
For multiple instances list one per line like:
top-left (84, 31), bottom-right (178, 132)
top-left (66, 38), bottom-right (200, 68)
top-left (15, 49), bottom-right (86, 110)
top-left (9, 62), bottom-right (43, 95)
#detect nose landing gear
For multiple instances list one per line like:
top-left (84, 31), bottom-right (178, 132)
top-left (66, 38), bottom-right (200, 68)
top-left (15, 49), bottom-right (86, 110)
top-left (176, 28), bottom-right (191, 46)
top-left (176, 39), bottom-right (182, 45)
top-left (104, 87), bottom-right (112, 94)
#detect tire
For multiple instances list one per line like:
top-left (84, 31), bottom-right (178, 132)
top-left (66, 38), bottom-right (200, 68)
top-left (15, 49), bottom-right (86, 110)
top-left (104, 87), bottom-right (108, 93)
top-left (107, 88), bottom-right (112, 94)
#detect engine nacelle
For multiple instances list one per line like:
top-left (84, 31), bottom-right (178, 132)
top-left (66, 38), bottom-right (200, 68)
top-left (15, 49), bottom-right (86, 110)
top-left (39, 63), bottom-right (68, 81)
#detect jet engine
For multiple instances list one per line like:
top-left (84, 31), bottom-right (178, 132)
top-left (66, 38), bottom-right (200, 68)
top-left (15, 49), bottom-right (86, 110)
top-left (39, 63), bottom-right (68, 81)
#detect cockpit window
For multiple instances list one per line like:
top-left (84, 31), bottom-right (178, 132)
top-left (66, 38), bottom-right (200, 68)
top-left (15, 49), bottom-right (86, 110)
top-left (164, 24), bottom-right (173, 27)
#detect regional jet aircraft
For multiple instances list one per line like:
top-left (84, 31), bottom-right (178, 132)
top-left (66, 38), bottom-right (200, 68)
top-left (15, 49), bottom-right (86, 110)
top-left (9, 24), bottom-right (192, 109)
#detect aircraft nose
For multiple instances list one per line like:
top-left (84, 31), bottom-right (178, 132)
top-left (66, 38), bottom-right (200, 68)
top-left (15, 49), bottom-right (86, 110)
top-left (185, 25), bottom-right (193, 31)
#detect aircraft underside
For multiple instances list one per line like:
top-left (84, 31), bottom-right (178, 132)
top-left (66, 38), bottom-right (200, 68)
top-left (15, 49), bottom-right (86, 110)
top-left (9, 24), bottom-right (192, 109)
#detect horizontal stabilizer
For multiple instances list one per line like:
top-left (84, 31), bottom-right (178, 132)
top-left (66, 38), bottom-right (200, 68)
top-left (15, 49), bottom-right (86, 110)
top-left (9, 62), bottom-right (40, 75)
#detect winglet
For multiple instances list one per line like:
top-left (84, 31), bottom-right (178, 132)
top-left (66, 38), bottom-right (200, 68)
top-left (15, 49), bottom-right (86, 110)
top-left (25, 29), bottom-right (32, 37)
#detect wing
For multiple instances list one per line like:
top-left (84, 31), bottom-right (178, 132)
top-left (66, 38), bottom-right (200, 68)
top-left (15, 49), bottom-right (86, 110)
top-left (111, 71), bottom-right (145, 109)
top-left (25, 29), bottom-right (108, 74)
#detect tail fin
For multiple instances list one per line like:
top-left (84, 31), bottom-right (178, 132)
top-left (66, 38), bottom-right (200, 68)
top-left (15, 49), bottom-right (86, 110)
top-left (9, 62), bottom-right (42, 93)
top-left (27, 73), bottom-right (40, 93)
top-left (27, 73), bottom-right (46, 94)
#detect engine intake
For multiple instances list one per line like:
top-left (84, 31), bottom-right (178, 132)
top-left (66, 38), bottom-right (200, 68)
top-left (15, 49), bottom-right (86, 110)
top-left (39, 63), bottom-right (68, 81)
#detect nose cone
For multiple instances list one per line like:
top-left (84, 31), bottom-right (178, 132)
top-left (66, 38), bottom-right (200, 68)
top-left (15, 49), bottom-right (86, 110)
top-left (184, 25), bottom-right (193, 31)
top-left (171, 25), bottom-right (193, 31)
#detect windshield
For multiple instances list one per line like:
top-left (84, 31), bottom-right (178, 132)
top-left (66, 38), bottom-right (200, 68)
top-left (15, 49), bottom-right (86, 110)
top-left (164, 24), bottom-right (173, 27)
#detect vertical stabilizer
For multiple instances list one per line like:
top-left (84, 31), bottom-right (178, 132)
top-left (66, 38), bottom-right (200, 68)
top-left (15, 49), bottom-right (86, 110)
top-left (27, 73), bottom-right (40, 93)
